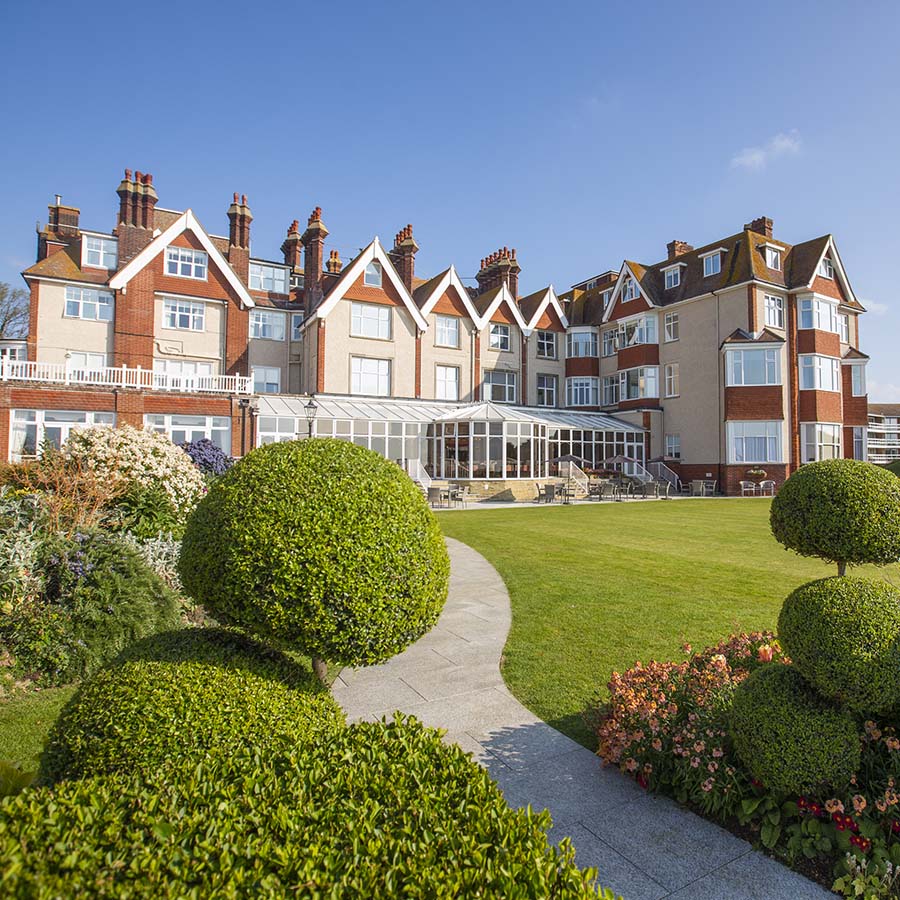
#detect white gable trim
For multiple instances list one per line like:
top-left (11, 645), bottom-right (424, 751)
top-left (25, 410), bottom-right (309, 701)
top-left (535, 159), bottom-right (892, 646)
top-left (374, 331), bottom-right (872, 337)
top-left (602, 263), bottom-right (652, 323)
top-left (523, 286), bottom-right (570, 330)
top-left (108, 210), bottom-right (255, 308)
top-left (417, 265), bottom-right (483, 325)
top-left (807, 236), bottom-right (858, 307)
top-left (478, 283), bottom-right (529, 333)
top-left (314, 238), bottom-right (428, 330)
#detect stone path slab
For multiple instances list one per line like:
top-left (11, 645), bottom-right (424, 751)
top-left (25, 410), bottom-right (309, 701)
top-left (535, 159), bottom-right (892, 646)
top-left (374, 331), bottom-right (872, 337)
top-left (333, 538), bottom-right (831, 899)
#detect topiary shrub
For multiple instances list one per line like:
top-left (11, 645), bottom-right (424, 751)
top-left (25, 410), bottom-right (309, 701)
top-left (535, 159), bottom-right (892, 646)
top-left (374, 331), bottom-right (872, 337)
top-left (778, 577), bottom-right (900, 715)
top-left (770, 459), bottom-right (900, 574)
top-left (730, 664), bottom-right (860, 796)
top-left (0, 531), bottom-right (180, 685)
top-left (3, 717), bottom-right (608, 899)
top-left (62, 424), bottom-right (206, 524)
top-left (179, 439), bottom-right (449, 676)
top-left (39, 628), bottom-right (344, 784)
top-left (181, 438), bottom-right (233, 476)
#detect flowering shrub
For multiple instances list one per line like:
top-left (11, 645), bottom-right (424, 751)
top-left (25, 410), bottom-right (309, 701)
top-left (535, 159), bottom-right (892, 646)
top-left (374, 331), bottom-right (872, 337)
top-left (62, 425), bottom-right (205, 522)
top-left (182, 438), bottom-right (233, 476)
top-left (595, 633), bottom-right (785, 818)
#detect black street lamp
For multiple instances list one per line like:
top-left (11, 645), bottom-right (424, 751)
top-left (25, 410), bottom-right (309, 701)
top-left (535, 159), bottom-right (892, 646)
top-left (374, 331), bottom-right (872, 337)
top-left (304, 396), bottom-right (318, 438)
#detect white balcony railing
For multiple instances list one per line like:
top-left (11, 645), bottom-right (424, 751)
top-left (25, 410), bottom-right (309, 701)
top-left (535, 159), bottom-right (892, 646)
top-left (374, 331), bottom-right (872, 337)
top-left (0, 359), bottom-right (252, 395)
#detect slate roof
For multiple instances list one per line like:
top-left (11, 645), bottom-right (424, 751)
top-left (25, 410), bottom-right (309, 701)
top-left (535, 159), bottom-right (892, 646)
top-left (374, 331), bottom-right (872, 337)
top-left (472, 285), bottom-right (502, 318)
top-left (22, 243), bottom-right (110, 285)
top-left (411, 268), bottom-right (451, 309)
top-left (720, 327), bottom-right (786, 346)
top-left (868, 403), bottom-right (900, 416)
top-left (516, 287), bottom-right (548, 324)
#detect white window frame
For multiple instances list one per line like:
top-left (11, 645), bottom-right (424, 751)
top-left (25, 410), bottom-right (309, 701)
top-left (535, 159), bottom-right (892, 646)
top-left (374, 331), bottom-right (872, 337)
top-left (9, 409), bottom-right (115, 462)
top-left (435, 315), bottom-right (460, 349)
top-left (818, 257), bottom-right (834, 279)
top-left (853, 426), bottom-right (867, 461)
top-left (801, 422), bottom-right (841, 463)
top-left (145, 413), bottom-right (231, 450)
top-left (621, 277), bottom-right (638, 302)
top-left (726, 348), bottom-right (780, 386)
top-left (66, 351), bottom-right (107, 378)
top-left (664, 268), bottom-right (681, 290)
top-left (764, 294), bottom-right (784, 329)
top-left (252, 365), bottom-right (281, 394)
top-left (839, 313), bottom-right (850, 343)
top-left (799, 354), bottom-right (841, 392)
top-left (435, 365), bottom-right (459, 401)
top-left (664, 312), bottom-right (679, 342)
top-left (567, 330), bottom-right (599, 358)
top-left (728, 421), bottom-right (783, 464)
top-left (703, 253), bottom-right (721, 277)
top-left (350, 302), bottom-right (391, 340)
top-left (799, 297), bottom-right (840, 333)
top-left (249, 262), bottom-right (289, 294)
top-left (249, 309), bottom-right (286, 341)
top-left (536, 374), bottom-right (557, 407)
top-left (665, 433), bottom-right (681, 459)
top-left (291, 313), bottom-right (303, 341)
top-left (364, 261), bottom-right (382, 287)
top-left (664, 363), bottom-right (680, 397)
top-left (82, 235), bottom-right (118, 270)
top-left (602, 329), bottom-right (617, 357)
top-left (64, 286), bottom-right (114, 322)
top-left (602, 375), bottom-right (620, 406)
top-left (765, 246), bottom-right (781, 270)
top-left (536, 330), bottom-right (557, 359)
top-left (851, 364), bottom-right (867, 397)
top-left (619, 366), bottom-right (659, 401)
top-left (483, 370), bottom-right (516, 404)
top-left (566, 376), bottom-right (599, 408)
top-left (617, 315), bottom-right (658, 348)
top-left (165, 246), bottom-right (208, 280)
top-left (162, 298), bottom-right (205, 332)
top-left (350, 356), bottom-right (391, 397)
top-left (489, 323), bottom-right (511, 351)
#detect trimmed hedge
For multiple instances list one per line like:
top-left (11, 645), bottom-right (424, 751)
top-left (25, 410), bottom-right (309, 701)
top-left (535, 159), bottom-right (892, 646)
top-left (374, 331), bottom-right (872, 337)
top-left (3, 717), bottom-right (607, 899)
top-left (40, 628), bottom-right (344, 784)
top-left (770, 459), bottom-right (900, 569)
top-left (1, 531), bottom-right (180, 685)
top-left (778, 577), bottom-right (900, 715)
top-left (730, 664), bottom-right (860, 796)
top-left (179, 439), bottom-right (450, 666)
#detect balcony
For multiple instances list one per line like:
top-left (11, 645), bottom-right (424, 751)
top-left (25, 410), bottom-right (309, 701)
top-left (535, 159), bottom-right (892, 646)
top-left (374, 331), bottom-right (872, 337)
top-left (0, 359), bottom-right (252, 395)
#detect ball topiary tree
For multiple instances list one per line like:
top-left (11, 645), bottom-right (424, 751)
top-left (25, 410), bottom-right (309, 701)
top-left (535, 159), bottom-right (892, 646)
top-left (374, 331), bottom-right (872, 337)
top-left (178, 439), bottom-right (449, 679)
top-left (39, 627), bottom-right (345, 784)
top-left (730, 664), bottom-right (860, 796)
top-left (770, 459), bottom-right (900, 575)
top-left (778, 577), bottom-right (900, 715)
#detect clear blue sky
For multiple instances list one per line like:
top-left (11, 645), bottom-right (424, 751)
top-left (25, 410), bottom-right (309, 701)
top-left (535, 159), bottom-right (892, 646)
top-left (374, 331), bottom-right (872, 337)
top-left (1, 1), bottom-right (897, 396)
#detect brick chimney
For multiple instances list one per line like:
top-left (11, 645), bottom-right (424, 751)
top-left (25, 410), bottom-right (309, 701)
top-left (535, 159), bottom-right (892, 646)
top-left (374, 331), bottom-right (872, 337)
top-left (389, 224), bottom-right (418, 292)
top-left (115, 169), bottom-right (158, 263)
top-left (326, 249), bottom-right (343, 274)
top-left (301, 207), bottom-right (328, 308)
top-left (744, 216), bottom-right (774, 238)
top-left (47, 195), bottom-right (80, 237)
top-left (227, 193), bottom-right (252, 281)
top-left (667, 239), bottom-right (693, 260)
top-left (476, 247), bottom-right (517, 295)
top-left (509, 248), bottom-right (520, 299)
top-left (281, 220), bottom-right (303, 271)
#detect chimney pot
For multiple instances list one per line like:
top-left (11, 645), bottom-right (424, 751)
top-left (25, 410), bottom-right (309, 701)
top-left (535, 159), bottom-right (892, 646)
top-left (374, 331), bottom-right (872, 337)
top-left (124, 168), bottom-right (132, 180)
top-left (241, 194), bottom-right (247, 205)
top-left (144, 173), bottom-right (153, 185)
top-left (667, 239), bottom-right (694, 260)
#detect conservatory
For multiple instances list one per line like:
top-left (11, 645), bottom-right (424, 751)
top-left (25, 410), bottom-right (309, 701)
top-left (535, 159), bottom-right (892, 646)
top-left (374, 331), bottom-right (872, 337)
top-left (256, 396), bottom-right (646, 481)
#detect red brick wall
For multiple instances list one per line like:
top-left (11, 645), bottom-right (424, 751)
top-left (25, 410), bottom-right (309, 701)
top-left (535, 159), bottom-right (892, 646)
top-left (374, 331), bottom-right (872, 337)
top-left (798, 390), bottom-right (843, 423)
top-left (607, 294), bottom-right (652, 321)
top-left (724, 386), bottom-right (785, 420)
top-left (797, 329), bottom-right (841, 357)
top-left (841, 365), bottom-right (868, 426)
top-left (617, 343), bottom-right (659, 369)
top-left (113, 266), bottom-right (155, 368)
top-left (565, 357), bottom-right (599, 377)
top-left (26, 281), bottom-right (39, 360)
top-left (618, 398), bottom-right (659, 411)
top-left (520, 335), bottom-right (528, 406)
top-left (811, 274), bottom-right (847, 304)
top-left (722, 464), bottom-right (790, 496)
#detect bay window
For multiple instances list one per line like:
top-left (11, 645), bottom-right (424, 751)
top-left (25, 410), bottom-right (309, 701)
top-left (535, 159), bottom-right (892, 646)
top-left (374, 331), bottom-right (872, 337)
top-left (619, 315), bottom-right (657, 347)
top-left (801, 423), bottom-right (841, 462)
top-left (566, 377), bottom-right (599, 407)
top-left (799, 354), bottom-right (841, 392)
top-left (727, 421), bottom-right (782, 464)
top-left (621, 366), bottom-right (659, 401)
top-left (799, 298), bottom-right (840, 333)
top-left (726, 348), bottom-right (780, 386)
top-left (567, 330), bottom-right (598, 358)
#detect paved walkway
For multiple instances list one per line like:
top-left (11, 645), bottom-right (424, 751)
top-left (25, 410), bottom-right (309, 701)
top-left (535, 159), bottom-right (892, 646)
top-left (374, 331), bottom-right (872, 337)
top-left (333, 539), bottom-right (830, 900)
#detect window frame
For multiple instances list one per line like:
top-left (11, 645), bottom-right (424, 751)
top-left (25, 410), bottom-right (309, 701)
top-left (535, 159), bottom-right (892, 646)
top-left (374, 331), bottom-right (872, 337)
top-left (9, 409), bottom-right (115, 462)
top-left (435, 364), bottom-right (460, 401)
top-left (364, 261), bottom-right (382, 287)
top-left (664, 312), bottom-right (679, 342)
top-left (764, 294), bottom-right (784, 329)
top-left (725, 348), bottom-right (780, 387)
top-left (621, 277), bottom-right (638, 302)
top-left (799, 297), bottom-right (840, 333)
top-left (489, 323), bottom-right (511, 352)
top-left (565, 376), bottom-right (599, 408)
top-left (664, 362), bottom-right (680, 397)
top-left (703, 253), bottom-right (721, 277)
top-left (851, 364), bottom-right (867, 397)
top-left (434, 315), bottom-right (461, 349)
top-left (251, 365), bottom-right (281, 394)
top-left (249, 262), bottom-right (290, 294)
top-left (249, 309), bottom-right (286, 341)
top-left (162, 297), bottom-right (205, 332)
top-left (82, 235), bottom-right (118, 270)
top-left (350, 302), bottom-right (391, 341)
top-left (64, 285), bottom-right (114, 322)
top-left (853, 426), bottom-right (867, 461)
top-left (799, 354), bottom-right (841, 392)
top-left (145, 413), bottom-right (231, 450)
top-left (567, 330), bottom-right (599, 358)
top-left (765, 246), bottom-right (781, 270)
top-left (664, 268), bottom-right (681, 290)
top-left (818, 257), bottom-right (834, 279)
top-left (801, 422), bottom-right (842, 463)
top-left (536, 330), bottom-right (557, 359)
top-left (483, 369), bottom-right (516, 404)
top-left (727, 420), bottom-right (783, 464)
top-left (291, 313), bottom-right (304, 341)
top-left (665, 433), bottom-right (681, 459)
top-left (536, 373), bottom-right (557, 407)
top-left (165, 246), bottom-right (208, 280)
top-left (602, 375), bottom-right (620, 406)
top-left (350, 356), bottom-right (391, 397)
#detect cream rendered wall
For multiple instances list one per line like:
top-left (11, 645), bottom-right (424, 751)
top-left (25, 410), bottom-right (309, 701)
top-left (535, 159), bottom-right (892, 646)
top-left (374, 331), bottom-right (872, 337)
top-left (153, 296), bottom-right (225, 371)
top-left (525, 332), bottom-right (566, 408)
top-left (420, 313), bottom-right (476, 402)
top-left (299, 319), bottom-right (319, 394)
top-left (323, 300), bottom-right (418, 398)
top-left (249, 331), bottom-right (290, 391)
top-left (480, 321), bottom-right (522, 400)
top-left (35, 281), bottom-right (114, 364)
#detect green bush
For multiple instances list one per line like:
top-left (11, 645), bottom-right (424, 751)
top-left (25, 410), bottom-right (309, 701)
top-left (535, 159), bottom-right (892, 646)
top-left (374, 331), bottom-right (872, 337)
top-left (779, 577), bottom-right (900, 715)
top-left (2, 717), bottom-right (607, 899)
top-left (179, 439), bottom-right (449, 668)
top-left (0, 531), bottom-right (180, 685)
top-left (730, 664), bottom-right (860, 796)
top-left (113, 482), bottom-right (183, 539)
top-left (39, 628), bottom-right (344, 784)
top-left (770, 460), bottom-right (900, 572)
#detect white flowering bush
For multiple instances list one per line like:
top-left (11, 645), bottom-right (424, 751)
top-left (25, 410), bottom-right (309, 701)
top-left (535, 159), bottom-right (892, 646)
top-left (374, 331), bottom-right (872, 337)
top-left (62, 425), bottom-right (205, 522)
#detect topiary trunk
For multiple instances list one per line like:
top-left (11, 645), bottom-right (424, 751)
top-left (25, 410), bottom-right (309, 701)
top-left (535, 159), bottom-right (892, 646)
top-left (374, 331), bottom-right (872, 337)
top-left (837, 562), bottom-right (847, 576)
top-left (312, 656), bottom-right (328, 683)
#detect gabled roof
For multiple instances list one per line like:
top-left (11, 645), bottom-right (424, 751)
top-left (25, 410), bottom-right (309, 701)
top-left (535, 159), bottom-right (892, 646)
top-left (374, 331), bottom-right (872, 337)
top-left (789, 235), bottom-right (863, 310)
top-left (720, 327), bottom-right (786, 347)
top-left (22, 243), bottom-right (111, 286)
top-left (471, 283), bottom-right (529, 331)
top-left (518, 286), bottom-right (569, 330)
top-left (313, 237), bottom-right (428, 330)
top-left (842, 347), bottom-right (869, 361)
top-left (108, 210), bottom-right (255, 308)
top-left (602, 262), bottom-right (655, 323)
top-left (412, 265), bottom-right (483, 324)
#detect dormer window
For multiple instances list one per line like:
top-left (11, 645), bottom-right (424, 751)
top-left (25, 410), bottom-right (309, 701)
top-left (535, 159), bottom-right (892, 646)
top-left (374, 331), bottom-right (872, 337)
top-left (702, 252), bottom-right (721, 277)
top-left (765, 246), bottom-right (781, 270)
top-left (364, 261), bottom-right (382, 287)
top-left (249, 262), bottom-right (289, 294)
top-left (663, 266), bottom-right (682, 290)
top-left (82, 236), bottom-right (118, 270)
top-left (166, 246), bottom-right (207, 280)
top-left (818, 257), bottom-right (834, 279)
top-left (622, 277), bottom-right (638, 301)
top-left (601, 288), bottom-right (613, 308)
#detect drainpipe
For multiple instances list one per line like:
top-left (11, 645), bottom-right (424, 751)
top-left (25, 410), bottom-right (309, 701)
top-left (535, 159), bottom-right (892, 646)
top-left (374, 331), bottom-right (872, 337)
top-left (715, 288), bottom-right (722, 483)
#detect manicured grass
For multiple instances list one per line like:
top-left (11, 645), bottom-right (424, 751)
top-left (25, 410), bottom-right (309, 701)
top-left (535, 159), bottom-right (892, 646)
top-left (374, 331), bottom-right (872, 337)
top-left (0, 686), bottom-right (77, 770)
top-left (439, 499), bottom-right (900, 749)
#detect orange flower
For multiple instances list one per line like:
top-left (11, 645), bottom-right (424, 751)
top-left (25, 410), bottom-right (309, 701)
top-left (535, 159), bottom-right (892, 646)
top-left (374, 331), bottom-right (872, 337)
top-left (757, 645), bottom-right (774, 663)
top-left (852, 795), bottom-right (867, 814)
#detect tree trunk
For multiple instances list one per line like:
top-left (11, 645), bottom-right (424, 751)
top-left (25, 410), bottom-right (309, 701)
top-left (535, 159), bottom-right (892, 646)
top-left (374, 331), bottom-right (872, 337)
top-left (837, 561), bottom-right (847, 576)
top-left (312, 655), bottom-right (328, 683)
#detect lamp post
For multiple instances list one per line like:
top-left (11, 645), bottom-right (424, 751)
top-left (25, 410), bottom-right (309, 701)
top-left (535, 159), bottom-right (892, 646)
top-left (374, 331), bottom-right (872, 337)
top-left (304, 396), bottom-right (318, 438)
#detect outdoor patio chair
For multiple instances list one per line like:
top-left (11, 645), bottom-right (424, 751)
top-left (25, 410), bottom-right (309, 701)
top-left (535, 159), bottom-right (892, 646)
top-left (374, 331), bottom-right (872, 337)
top-left (703, 480), bottom-right (718, 496)
top-left (739, 480), bottom-right (758, 496)
top-left (600, 482), bottom-right (619, 501)
top-left (544, 483), bottom-right (557, 503)
top-left (454, 485), bottom-right (470, 508)
top-left (427, 486), bottom-right (443, 508)
top-left (690, 480), bottom-right (705, 496)
top-left (759, 479), bottom-right (776, 496)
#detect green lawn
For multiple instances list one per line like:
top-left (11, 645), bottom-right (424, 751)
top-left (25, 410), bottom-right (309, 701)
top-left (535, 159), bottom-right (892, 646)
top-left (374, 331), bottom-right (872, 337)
top-left (438, 498), bottom-right (900, 748)
top-left (0, 686), bottom-right (76, 770)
